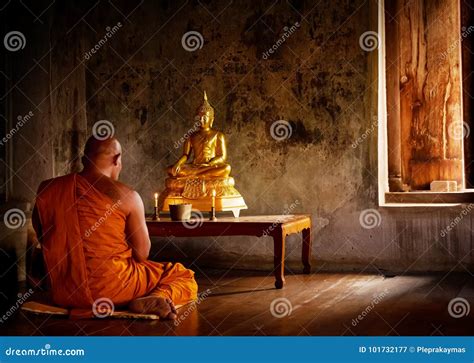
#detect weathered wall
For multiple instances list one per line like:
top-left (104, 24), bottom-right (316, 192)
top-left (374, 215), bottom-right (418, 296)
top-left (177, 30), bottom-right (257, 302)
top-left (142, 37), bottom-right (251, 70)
top-left (3, 0), bottom-right (473, 273)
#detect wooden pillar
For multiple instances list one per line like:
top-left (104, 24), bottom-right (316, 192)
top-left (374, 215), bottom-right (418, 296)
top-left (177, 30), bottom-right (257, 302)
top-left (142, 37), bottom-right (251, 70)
top-left (385, 0), bottom-right (406, 191)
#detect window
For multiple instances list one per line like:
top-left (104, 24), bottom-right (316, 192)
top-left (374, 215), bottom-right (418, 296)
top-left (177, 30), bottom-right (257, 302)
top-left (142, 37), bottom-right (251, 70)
top-left (378, 0), bottom-right (474, 205)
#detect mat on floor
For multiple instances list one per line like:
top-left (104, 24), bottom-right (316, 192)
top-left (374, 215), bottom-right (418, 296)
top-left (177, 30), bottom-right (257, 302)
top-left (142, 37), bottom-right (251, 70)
top-left (21, 301), bottom-right (164, 320)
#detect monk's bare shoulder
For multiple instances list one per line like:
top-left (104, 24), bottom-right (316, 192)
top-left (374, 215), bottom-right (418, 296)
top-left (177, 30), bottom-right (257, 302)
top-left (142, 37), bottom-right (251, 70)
top-left (109, 178), bottom-right (133, 195)
top-left (77, 172), bottom-right (143, 215)
top-left (106, 178), bottom-right (134, 201)
top-left (108, 179), bottom-right (143, 215)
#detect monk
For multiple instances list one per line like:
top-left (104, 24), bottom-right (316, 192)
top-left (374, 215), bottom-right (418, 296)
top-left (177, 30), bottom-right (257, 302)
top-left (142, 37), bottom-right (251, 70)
top-left (32, 136), bottom-right (198, 319)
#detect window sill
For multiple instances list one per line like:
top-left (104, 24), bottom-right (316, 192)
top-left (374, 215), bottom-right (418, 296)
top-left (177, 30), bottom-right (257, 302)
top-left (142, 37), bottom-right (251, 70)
top-left (384, 190), bottom-right (474, 205)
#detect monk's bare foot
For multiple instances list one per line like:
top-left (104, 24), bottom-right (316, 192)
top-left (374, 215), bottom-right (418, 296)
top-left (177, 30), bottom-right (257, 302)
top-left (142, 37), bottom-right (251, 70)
top-left (129, 296), bottom-right (177, 320)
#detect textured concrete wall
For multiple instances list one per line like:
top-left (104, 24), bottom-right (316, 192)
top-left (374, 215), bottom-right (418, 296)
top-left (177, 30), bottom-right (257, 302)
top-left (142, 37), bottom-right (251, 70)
top-left (3, 0), bottom-right (473, 273)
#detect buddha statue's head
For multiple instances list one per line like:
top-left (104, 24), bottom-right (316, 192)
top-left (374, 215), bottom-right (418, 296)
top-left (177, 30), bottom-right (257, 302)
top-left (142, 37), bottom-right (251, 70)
top-left (195, 91), bottom-right (214, 129)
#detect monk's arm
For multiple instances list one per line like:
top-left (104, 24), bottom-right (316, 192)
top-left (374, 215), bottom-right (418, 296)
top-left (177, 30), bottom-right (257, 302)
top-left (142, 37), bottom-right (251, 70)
top-left (30, 189), bottom-right (46, 288)
top-left (125, 191), bottom-right (151, 262)
top-left (32, 205), bottom-right (42, 244)
top-left (32, 180), bottom-right (48, 243)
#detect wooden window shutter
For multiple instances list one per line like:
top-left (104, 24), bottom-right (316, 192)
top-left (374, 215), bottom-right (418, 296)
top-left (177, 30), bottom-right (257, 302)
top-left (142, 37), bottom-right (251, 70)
top-left (385, 0), bottom-right (465, 191)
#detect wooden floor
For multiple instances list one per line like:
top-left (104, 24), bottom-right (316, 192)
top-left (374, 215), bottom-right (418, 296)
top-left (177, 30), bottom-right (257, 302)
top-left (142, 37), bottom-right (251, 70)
top-left (1, 269), bottom-right (473, 336)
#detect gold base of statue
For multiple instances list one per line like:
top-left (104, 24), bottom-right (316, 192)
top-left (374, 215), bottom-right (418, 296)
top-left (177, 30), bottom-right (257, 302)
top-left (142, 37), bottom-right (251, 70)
top-left (160, 176), bottom-right (247, 218)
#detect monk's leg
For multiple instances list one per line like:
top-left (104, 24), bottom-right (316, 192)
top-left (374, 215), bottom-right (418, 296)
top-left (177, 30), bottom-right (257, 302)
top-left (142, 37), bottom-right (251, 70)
top-left (129, 263), bottom-right (197, 319)
top-left (149, 262), bottom-right (198, 304)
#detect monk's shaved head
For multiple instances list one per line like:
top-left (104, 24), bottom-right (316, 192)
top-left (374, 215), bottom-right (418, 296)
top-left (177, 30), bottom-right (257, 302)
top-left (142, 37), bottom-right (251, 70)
top-left (83, 136), bottom-right (121, 160)
top-left (82, 136), bottom-right (123, 180)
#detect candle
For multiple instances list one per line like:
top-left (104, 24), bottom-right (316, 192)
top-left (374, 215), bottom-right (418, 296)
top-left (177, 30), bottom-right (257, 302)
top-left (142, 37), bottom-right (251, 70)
top-left (154, 192), bottom-right (158, 208)
top-left (211, 189), bottom-right (216, 209)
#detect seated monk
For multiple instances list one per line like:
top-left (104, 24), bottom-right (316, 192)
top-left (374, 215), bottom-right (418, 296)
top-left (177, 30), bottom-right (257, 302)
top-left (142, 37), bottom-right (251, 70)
top-left (32, 135), bottom-right (198, 319)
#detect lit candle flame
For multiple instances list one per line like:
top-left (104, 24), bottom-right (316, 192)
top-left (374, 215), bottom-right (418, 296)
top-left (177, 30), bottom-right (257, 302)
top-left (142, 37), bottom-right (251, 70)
top-left (211, 189), bottom-right (216, 209)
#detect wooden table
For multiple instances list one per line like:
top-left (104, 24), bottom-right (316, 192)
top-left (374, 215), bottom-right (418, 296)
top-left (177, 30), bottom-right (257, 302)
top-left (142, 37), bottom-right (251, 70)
top-left (146, 214), bottom-right (312, 289)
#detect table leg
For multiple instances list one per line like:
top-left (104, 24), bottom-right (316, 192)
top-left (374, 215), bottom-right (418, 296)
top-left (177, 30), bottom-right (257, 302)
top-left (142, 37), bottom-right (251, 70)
top-left (273, 229), bottom-right (286, 289)
top-left (302, 227), bottom-right (311, 274)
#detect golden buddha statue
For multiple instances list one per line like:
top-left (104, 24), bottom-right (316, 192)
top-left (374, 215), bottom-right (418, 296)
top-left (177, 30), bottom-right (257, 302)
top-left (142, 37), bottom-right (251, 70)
top-left (160, 91), bottom-right (247, 217)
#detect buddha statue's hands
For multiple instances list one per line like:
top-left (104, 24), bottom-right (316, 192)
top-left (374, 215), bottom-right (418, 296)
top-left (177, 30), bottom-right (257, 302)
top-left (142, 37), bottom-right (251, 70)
top-left (208, 156), bottom-right (224, 166)
top-left (169, 154), bottom-right (189, 177)
top-left (170, 163), bottom-right (181, 177)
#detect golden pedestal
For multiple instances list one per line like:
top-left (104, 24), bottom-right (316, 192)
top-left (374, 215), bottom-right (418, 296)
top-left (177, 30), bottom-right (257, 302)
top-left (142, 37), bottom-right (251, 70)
top-left (160, 176), bottom-right (247, 217)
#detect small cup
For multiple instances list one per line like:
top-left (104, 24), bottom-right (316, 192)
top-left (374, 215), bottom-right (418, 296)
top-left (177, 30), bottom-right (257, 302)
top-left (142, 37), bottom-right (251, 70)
top-left (169, 203), bottom-right (192, 221)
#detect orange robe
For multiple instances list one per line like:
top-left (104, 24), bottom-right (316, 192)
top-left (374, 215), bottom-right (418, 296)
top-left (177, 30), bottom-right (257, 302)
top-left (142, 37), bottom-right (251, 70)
top-left (33, 173), bottom-right (197, 317)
